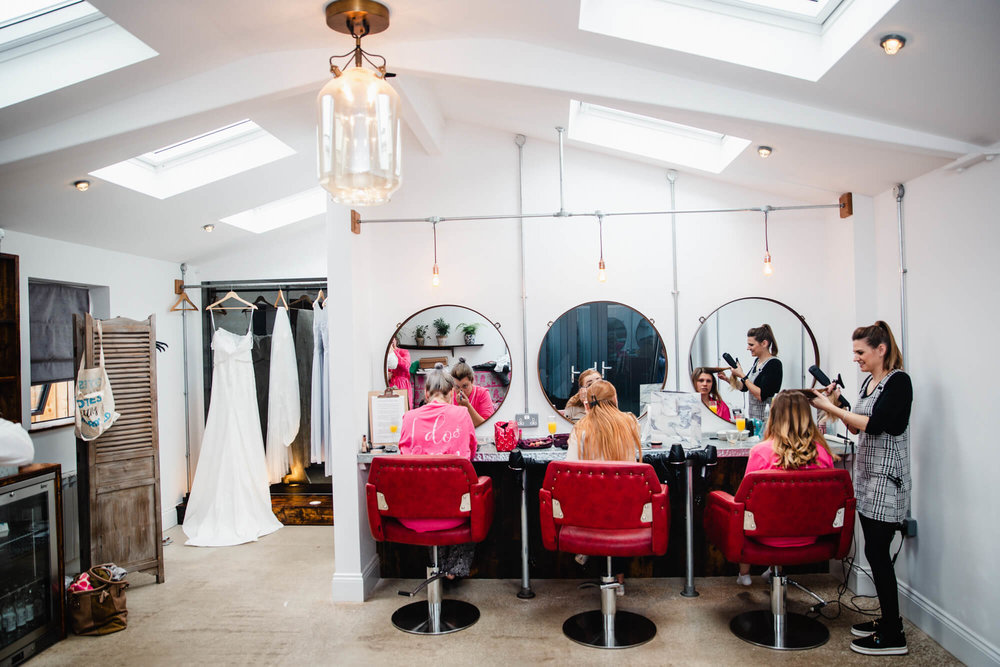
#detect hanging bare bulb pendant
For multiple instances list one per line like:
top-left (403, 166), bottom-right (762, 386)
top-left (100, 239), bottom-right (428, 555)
top-left (432, 263), bottom-right (440, 287)
top-left (763, 252), bottom-right (773, 276)
top-left (598, 259), bottom-right (607, 282)
top-left (597, 213), bottom-right (607, 282)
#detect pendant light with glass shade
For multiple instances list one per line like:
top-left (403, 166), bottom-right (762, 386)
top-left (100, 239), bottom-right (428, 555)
top-left (317, 0), bottom-right (401, 207)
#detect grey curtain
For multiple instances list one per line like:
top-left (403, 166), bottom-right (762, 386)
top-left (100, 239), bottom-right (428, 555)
top-left (29, 282), bottom-right (89, 383)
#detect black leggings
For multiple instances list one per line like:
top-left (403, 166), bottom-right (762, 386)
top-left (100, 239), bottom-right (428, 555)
top-left (859, 514), bottom-right (901, 632)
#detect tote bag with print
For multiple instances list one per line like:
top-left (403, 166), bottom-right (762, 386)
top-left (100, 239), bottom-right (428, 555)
top-left (75, 320), bottom-right (120, 441)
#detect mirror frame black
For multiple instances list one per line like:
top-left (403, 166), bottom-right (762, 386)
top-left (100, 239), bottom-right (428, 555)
top-left (537, 300), bottom-right (669, 423)
top-left (687, 296), bottom-right (820, 423)
top-left (385, 303), bottom-right (511, 415)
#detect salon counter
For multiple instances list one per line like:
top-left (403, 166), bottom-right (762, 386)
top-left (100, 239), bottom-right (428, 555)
top-left (359, 437), bottom-right (853, 580)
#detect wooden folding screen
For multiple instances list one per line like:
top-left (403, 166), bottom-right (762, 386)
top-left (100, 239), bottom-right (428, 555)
top-left (75, 314), bottom-right (164, 582)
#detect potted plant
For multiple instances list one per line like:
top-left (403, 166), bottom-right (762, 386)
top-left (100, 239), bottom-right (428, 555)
top-left (458, 322), bottom-right (480, 345)
top-left (413, 324), bottom-right (428, 346)
top-left (433, 317), bottom-right (450, 345)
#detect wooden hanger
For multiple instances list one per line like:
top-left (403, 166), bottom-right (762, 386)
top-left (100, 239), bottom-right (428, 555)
top-left (289, 293), bottom-right (312, 309)
top-left (316, 289), bottom-right (326, 306)
top-left (169, 291), bottom-right (198, 312)
top-left (274, 289), bottom-right (289, 309)
top-left (205, 290), bottom-right (257, 311)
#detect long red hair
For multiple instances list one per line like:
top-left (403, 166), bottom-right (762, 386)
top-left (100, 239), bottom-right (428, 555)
top-left (572, 381), bottom-right (641, 462)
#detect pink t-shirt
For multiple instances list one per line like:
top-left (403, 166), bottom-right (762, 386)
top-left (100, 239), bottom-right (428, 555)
top-left (452, 383), bottom-right (494, 420)
top-left (744, 439), bottom-right (834, 547)
top-left (398, 402), bottom-right (478, 532)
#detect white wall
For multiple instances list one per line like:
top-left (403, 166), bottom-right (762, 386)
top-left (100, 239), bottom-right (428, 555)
top-left (328, 120), bottom-right (860, 600)
top-left (863, 161), bottom-right (1000, 665)
top-left (2, 229), bottom-right (188, 531)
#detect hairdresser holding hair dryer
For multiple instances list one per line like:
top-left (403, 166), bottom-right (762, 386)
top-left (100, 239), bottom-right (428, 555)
top-left (720, 324), bottom-right (783, 422)
top-left (812, 320), bottom-right (912, 656)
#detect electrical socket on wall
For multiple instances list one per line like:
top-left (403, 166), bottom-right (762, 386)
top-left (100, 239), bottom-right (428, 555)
top-left (515, 413), bottom-right (538, 428)
top-left (900, 518), bottom-right (918, 538)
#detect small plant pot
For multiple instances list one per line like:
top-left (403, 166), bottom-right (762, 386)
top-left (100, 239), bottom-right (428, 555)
top-left (464, 333), bottom-right (476, 345)
top-left (436, 336), bottom-right (448, 346)
top-left (415, 337), bottom-right (425, 347)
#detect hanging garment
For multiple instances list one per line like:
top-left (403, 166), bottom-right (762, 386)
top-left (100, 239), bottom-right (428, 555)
top-left (251, 333), bottom-right (272, 445)
top-left (287, 308), bottom-right (314, 482)
top-left (310, 300), bottom-right (332, 475)
top-left (184, 321), bottom-right (282, 547)
top-left (265, 307), bottom-right (300, 484)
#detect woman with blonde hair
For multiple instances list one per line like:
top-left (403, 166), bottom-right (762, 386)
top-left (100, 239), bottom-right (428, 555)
top-left (562, 368), bottom-right (601, 423)
top-left (736, 391), bottom-right (836, 585)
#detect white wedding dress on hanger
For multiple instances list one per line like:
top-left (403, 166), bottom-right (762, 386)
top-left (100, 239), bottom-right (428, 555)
top-left (184, 320), bottom-right (282, 547)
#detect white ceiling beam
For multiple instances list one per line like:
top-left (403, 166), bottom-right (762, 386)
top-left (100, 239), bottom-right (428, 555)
top-left (393, 75), bottom-right (445, 156)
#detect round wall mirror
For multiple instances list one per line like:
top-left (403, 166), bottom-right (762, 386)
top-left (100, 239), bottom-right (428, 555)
top-left (385, 305), bottom-right (511, 425)
top-left (539, 301), bottom-right (667, 421)
top-left (688, 297), bottom-right (819, 424)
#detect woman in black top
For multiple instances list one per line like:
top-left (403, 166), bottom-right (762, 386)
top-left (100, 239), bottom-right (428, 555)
top-left (812, 321), bottom-right (912, 656)
top-left (719, 324), bottom-right (783, 421)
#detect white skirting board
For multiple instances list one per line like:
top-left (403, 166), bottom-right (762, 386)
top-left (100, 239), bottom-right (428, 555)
top-left (898, 580), bottom-right (1000, 667)
top-left (331, 553), bottom-right (380, 602)
top-left (843, 561), bottom-right (999, 666)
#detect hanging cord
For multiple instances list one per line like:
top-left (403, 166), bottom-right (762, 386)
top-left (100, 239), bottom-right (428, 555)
top-left (598, 213), bottom-right (605, 264)
top-left (764, 208), bottom-right (770, 255)
top-left (433, 220), bottom-right (438, 266)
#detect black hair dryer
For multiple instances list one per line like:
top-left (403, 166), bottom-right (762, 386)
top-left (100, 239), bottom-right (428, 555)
top-left (808, 365), bottom-right (851, 410)
top-left (722, 353), bottom-right (739, 369)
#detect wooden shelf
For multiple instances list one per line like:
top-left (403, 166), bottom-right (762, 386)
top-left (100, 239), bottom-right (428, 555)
top-left (400, 343), bottom-right (484, 355)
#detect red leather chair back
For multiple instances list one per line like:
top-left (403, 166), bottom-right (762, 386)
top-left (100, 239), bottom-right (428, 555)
top-left (539, 461), bottom-right (669, 557)
top-left (737, 469), bottom-right (854, 540)
top-left (705, 468), bottom-right (855, 566)
top-left (366, 455), bottom-right (494, 545)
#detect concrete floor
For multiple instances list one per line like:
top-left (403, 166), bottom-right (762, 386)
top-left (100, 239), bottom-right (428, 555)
top-left (34, 525), bottom-right (958, 666)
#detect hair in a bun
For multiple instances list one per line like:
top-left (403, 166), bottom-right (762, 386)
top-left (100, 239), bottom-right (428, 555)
top-left (425, 363), bottom-right (455, 398)
top-left (451, 357), bottom-right (474, 381)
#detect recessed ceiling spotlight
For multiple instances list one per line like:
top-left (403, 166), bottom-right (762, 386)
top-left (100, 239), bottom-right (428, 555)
top-left (202, 224), bottom-right (215, 232)
top-left (757, 146), bottom-right (772, 158)
top-left (73, 180), bottom-right (90, 191)
top-left (880, 34), bottom-right (906, 55)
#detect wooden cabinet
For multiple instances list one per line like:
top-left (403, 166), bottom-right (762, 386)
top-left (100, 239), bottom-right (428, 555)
top-left (0, 253), bottom-right (21, 424)
top-left (74, 314), bottom-right (164, 582)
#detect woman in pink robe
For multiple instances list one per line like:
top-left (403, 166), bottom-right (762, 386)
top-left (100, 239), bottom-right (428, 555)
top-left (387, 336), bottom-right (413, 408)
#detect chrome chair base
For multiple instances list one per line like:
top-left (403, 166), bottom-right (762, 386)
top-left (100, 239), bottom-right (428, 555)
top-left (730, 610), bottom-right (829, 650)
top-left (392, 599), bottom-right (480, 635)
top-left (563, 610), bottom-right (657, 649)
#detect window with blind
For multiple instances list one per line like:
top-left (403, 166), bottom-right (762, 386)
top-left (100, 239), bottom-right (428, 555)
top-left (28, 281), bottom-right (90, 429)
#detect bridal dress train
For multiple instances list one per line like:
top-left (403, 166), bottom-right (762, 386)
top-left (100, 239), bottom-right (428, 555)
top-left (184, 321), bottom-right (282, 547)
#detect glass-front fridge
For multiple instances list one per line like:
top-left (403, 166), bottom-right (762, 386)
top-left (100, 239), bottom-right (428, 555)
top-left (0, 468), bottom-right (62, 667)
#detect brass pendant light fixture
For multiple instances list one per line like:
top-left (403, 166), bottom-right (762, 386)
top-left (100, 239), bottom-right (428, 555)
top-left (317, 0), bottom-right (401, 207)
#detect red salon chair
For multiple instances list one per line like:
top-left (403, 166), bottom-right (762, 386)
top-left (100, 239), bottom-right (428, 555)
top-left (539, 461), bottom-right (669, 649)
top-left (705, 468), bottom-right (855, 650)
top-left (366, 455), bottom-right (494, 635)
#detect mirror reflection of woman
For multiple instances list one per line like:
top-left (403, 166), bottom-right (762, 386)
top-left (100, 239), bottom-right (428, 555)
top-left (450, 358), bottom-right (494, 427)
top-left (691, 367), bottom-right (731, 421)
top-left (398, 364), bottom-right (478, 579)
top-left (562, 368), bottom-right (602, 423)
top-left (811, 321), bottom-right (912, 656)
top-left (386, 335), bottom-right (413, 409)
top-left (721, 324), bottom-right (783, 421)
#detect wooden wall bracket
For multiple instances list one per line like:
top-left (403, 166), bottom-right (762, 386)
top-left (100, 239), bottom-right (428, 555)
top-left (351, 209), bottom-right (362, 234)
top-left (839, 192), bottom-right (853, 219)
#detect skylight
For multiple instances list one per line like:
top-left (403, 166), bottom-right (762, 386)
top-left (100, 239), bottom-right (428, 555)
top-left (567, 101), bottom-right (750, 173)
top-left (0, 0), bottom-right (157, 109)
top-left (220, 188), bottom-right (328, 234)
top-left (579, 0), bottom-right (900, 81)
top-left (90, 120), bottom-right (296, 199)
